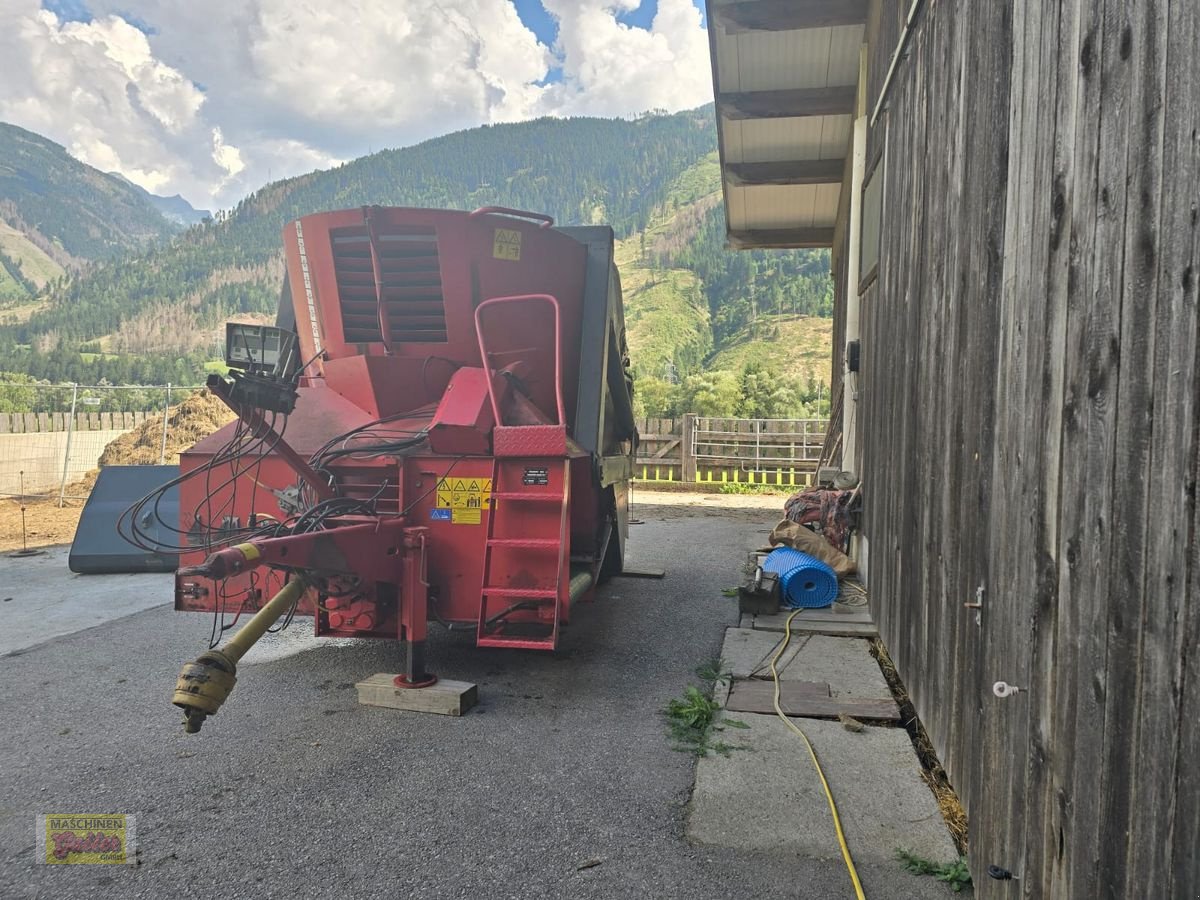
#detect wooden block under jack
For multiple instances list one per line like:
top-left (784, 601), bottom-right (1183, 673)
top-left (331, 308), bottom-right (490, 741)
top-left (355, 674), bottom-right (478, 716)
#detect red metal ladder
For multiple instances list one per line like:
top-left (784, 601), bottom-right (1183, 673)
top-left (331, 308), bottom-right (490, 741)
top-left (476, 456), bottom-right (570, 649)
top-left (473, 293), bottom-right (571, 651)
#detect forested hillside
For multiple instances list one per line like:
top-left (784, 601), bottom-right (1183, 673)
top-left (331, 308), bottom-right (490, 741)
top-left (4, 112), bottom-right (715, 352)
top-left (0, 123), bottom-right (179, 276)
top-left (618, 154), bottom-right (832, 419)
top-left (0, 110), bottom-right (834, 418)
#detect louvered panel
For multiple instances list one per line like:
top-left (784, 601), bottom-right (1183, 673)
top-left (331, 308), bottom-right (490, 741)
top-left (330, 225), bottom-right (448, 343)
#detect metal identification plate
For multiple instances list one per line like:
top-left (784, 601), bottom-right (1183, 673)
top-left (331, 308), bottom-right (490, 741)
top-left (522, 467), bottom-right (549, 486)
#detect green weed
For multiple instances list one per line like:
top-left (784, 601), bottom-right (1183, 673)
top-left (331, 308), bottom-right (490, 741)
top-left (717, 482), bottom-right (788, 496)
top-left (665, 660), bottom-right (748, 756)
top-left (895, 850), bottom-right (973, 893)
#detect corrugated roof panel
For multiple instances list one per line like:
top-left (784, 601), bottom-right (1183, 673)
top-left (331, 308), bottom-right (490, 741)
top-left (714, 25), bottom-right (742, 91)
top-left (731, 27), bottom-right (835, 92)
top-left (813, 183), bottom-right (842, 225)
top-left (726, 185), bottom-right (750, 231)
top-left (708, 5), bottom-right (864, 249)
top-left (825, 26), bottom-right (866, 84)
top-left (742, 184), bottom-right (821, 230)
top-left (735, 114), bottom-right (853, 164)
top-left (817, 115), bottom-right (853, 158)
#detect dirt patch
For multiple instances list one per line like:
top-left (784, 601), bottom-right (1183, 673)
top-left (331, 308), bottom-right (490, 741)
top-left (0, 494), bottom-right (86, 551)
top-left (99, 389), bottom-right (234, 466)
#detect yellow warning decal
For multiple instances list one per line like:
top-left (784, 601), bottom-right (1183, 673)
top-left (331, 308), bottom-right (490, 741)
top-left (234, 542), bottom-right (261, 561)
top-left (434, 477), bottom-right (492, 524)
top-left (492, 227), bottom-right (522, 261)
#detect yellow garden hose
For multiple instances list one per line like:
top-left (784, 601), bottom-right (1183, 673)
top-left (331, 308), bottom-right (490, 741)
top-left (770, 607), bottom-right (866, 900)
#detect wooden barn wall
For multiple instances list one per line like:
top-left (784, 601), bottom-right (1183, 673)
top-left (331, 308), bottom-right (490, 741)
top-left (859, 0), bottom-right (1199, 896)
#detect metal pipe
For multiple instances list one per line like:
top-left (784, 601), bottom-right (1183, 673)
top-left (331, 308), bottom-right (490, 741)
top-left (159, 382), bottom-right (171, 464)
top-left (58, 383), bottom-right (78, 508)
top-left (870, 0), bottom-right (926, 127)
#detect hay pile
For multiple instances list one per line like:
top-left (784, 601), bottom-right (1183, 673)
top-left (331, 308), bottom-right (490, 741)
top-left (99, 389), bottom-right (236, 466)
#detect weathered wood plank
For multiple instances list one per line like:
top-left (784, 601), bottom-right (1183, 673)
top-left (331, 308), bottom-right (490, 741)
top-left (725, 679), bottom-right (900, 722)
top-left (1163, 1), bottom-right (1200, 890)
top-left (1100, 1), bottom-right (1171, 895)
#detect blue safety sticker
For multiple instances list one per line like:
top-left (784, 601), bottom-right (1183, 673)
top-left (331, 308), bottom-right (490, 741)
top-left (430, 508), bottom-right (452, 521)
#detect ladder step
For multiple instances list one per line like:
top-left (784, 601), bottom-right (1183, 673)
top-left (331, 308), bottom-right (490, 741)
top-left (476, 635), bottom-right (557, 650)
top-left (481, 588), bottom-right (557, 598)
top-left (487, 538), bottom-right (559, 549)
top-left (491, 491), bottom-right (562, 502)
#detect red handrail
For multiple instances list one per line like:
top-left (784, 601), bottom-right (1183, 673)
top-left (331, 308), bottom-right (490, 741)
top-left (468, 206), bottom-right (555, 229)
top-left (474, 294), bottom-right (565, 427)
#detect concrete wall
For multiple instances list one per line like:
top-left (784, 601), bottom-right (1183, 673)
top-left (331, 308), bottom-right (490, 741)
top-left (0, 430), bottom-right (127, 496)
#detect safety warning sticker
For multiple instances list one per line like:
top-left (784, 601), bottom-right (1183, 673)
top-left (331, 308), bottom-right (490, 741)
top-left (492, 227), bottom-right (522, 261)
top-left (434, 477), bottom-right (492, 525)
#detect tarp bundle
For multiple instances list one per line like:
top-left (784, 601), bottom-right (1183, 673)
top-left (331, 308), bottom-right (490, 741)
top-left (761, 547), bottom-right (839, 609)
top-left (769, 519), bottom-right (857, 579)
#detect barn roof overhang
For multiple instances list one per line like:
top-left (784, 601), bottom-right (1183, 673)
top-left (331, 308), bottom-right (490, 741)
top-left (704, 0), bottom-right (867, 250)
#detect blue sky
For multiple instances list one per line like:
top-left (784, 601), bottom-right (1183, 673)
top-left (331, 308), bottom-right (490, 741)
top-left (9, 0), bottom-right (713, 207)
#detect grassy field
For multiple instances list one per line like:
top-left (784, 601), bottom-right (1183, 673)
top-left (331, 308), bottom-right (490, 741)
top-left (616, 154), bottom-right (721, 379)
top-left (0, 221), bottom-right (64, 289)
top-left (708, 315), bottom-right (834, 384)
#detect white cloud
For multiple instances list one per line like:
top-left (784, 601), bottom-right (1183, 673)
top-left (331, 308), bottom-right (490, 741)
top-left (540, 0), bottom-right (712, 117)
top-left (247, 1), bottom-right (550, 131)
top-left (0, 1), bottom-right (229, 205)
top-left (0, 0), bottom-right (712, 210)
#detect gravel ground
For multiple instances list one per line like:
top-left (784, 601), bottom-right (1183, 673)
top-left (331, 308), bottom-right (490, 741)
top-left (0, 497), bottom-right (946, 899)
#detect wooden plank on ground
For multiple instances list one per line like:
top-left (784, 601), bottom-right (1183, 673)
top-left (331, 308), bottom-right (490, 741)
top-left (355, 674), bottom-right (478, 716)
top-left (725, 678), bottom-right (899, 722)
top-left (747, 607), bottom-right (878, 638)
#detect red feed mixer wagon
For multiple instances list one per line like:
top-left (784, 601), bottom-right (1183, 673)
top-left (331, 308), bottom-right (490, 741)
top-left (137, 206), bottom-right (638, 733)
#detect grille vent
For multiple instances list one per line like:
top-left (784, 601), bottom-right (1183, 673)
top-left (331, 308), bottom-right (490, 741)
top-left (330, 225), bottom-right (446, 343)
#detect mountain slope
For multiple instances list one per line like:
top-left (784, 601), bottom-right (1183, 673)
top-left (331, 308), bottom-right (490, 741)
top-left (0, 123), bottom-right (179, 271)
top-left (113, 175), bottom-right (211, 226)
top-left (0, 110), bottom-right (833, 418)
top-left (7, 110), bottom-right (716, 350)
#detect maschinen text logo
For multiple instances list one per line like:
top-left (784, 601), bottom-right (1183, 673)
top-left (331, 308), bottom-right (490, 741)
top-left (36, 814), bottom-right (136, 864)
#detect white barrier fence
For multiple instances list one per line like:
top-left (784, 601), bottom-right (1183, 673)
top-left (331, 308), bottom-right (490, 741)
top-left (0, 384), bottom-right (203, 502)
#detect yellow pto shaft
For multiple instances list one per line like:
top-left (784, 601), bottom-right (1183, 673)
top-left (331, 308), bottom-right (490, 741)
top-left (171, 576), bottom-right (307, 734)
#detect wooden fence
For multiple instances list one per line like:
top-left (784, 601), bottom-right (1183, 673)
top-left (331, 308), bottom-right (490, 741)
top-left (0, 411), bottom-right (153, 433)
top-left (635, 414), bottom-right (828, 486)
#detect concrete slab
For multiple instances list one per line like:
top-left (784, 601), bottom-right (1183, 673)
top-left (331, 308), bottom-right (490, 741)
top-left (0, 545), bottom-right (171, 656)
top-left (688, 714), bottom-right (958, 865)
top-left (719, 628), bottom-right (893, 700)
